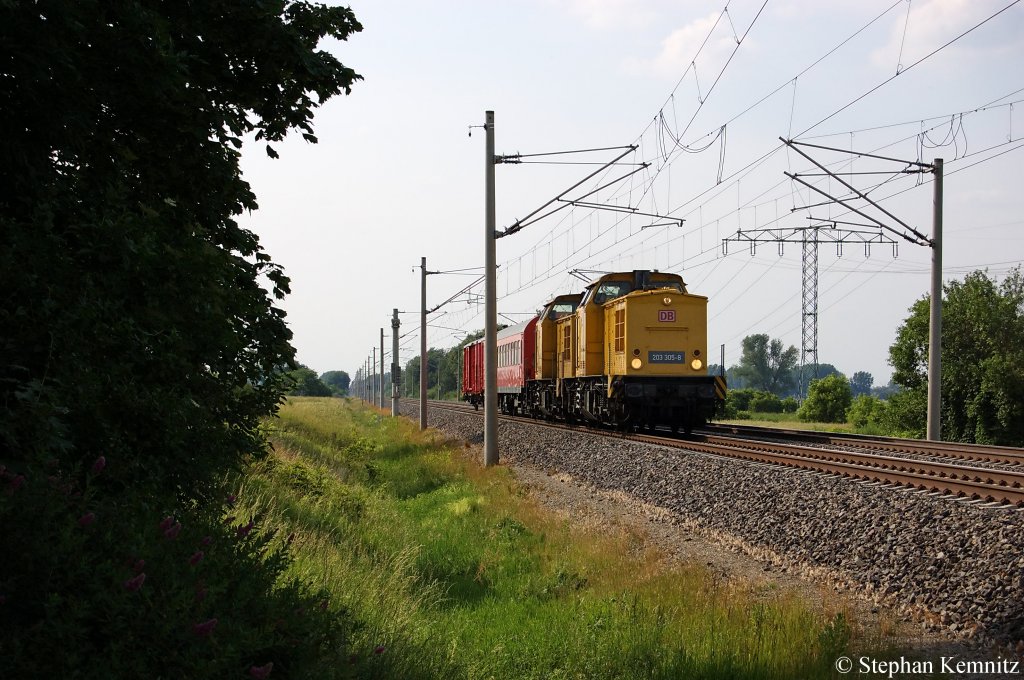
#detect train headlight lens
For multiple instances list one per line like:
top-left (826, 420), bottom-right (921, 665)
top-left (663, 297), bottom-right (672, 305)
top-left (691, 358), bottom-right (703, 370)
top-left (630, 358), bottom-right (643, 370)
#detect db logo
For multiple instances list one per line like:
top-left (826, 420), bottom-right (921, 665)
top-left (658, 310), bottom-right (676, 322)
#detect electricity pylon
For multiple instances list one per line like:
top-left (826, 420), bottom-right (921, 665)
top-left (723, 223), bottom-right (898, 398)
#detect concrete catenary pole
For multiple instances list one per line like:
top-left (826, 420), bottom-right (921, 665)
top-left (379, 328), bottom-right (385, 409)
top-left (391, 308), bottom-right (400, 416)
top-left (483, 110), bottom-right (499, 466)
top-left (927, 158), bottom-right (943, 441)
top-left (420, 256), bottom-right (428, 430)
top-left (371, 348), bottom-right (376, 408)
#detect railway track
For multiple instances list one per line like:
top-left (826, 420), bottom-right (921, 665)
top-left (414, 399), bottom-right (1024, 507)
top-left (704, 422), bottom-right (1024, 468)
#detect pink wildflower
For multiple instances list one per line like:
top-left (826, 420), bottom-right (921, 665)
top-left (164, 521), bottom-right (182, 540)
top-left (78, 512), bottom-right (96, 528)
top-left (248, 662), bottom-right (274, 679)
top-left (158, 516), bottom-right (175, 532)
top-left (188, 550), bottom-right (204, 566)
top-left (10, 475), bottom-right (25, 492)
top-left (319, 599), bottom-right (328, 611)
top-left (200, 535), bottom-right (213, 546)
top-left (226, 493), bottom-right (237, 507)
top-left (90, 456), bottom-right (106, 475)
top-left (236, 520), bottom-right (254, 538)
top-left (124, 573), bottom-right (146, 592)
top-left (374, 645), bottom-right (386, 655)
top-left (192, 618), bottom-right (218, 637)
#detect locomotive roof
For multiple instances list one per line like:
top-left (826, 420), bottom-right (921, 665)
top-left (463, 317), bottom-right (537, 348)
top-left (583, 270), bottom-right (687, 290)
top-left (496, 318), bottom-right (536, 340)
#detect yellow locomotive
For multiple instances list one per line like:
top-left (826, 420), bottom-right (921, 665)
top-left (531, 270), bottom-right (725, 432)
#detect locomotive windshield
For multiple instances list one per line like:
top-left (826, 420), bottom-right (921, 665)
top-left (581, 272), bottom-right (688, 306)
top-left (548, 302), bottom-right (577, 319)
top-left (540, 295), bottom-right (581, 320)
top-left (592, 281), bottom-right (632, 304)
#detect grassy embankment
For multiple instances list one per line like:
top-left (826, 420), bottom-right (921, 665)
top-left (236, 397), bottom-right (891, 679)
top-left (718, 413), bottom-right (856, 433)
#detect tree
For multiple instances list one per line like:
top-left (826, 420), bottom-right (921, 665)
top-left (320, 370), bottom-right (351, 396)
top-left (0, 1), bottom-right (362, 493)
top-left (849, 371), bottom-right (874, 397)
top-left (732, 334), bottom-right (799, 395)
top-left (0, 3), bottom-right (362, 674)
top-left (871, 381), bottom-right (900, 400)
top-left (888, 269), bottom-right (1024, 445)
top-left (798, 374), bottom-right (852, 423)
top-left (797, 363), bottom-right (842, 387)
top-left (287, 365), bottom-right (332, 397)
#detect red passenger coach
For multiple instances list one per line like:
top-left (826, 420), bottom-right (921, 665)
top-left (460, 318), bottom-right (538, 413)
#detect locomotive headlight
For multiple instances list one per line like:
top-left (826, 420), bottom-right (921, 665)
top-left (663, 297), bottom-right (672, 305)
top-left (690, 358), bottom-right (703, 370)
top-left (630, 358), bottom-right (643, 370)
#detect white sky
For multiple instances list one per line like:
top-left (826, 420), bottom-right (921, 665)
top-left (240, 0), bottom-right (1024, 387)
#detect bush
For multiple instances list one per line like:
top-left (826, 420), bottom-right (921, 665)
top-left (726, 388), bottom-right (759, 412)
top-left (880, 388), bottom-right (927, 438)
top-left (0, 457), bottom-right (352, 679)
top-left (847, 395), bottom-right (888, 430)
top-left (798, 374), bottom-right (852, 423)
top-left (781, 397), bottom-right (799, 413)
top-left (749, 392), bottom-right (783, 413)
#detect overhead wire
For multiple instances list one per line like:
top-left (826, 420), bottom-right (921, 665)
top-left (448, 2), bottom-right (1022, 361)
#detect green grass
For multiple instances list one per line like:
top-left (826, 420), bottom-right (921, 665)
top-left (721, 412), bottom-right (856, 433)
top-left (232, 397), bottom-right (897, 679)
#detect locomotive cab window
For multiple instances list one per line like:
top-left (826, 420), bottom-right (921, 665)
top-left (582, 281), bottom-right (631, 306)
top-left (592, 282), bottom-right (632, 305)
top-left (548, 302), bottom-right (577, 320)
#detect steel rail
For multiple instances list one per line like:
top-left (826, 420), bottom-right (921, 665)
top-left (704, 423), bottom-right (1024, 466)
top-left (415, 400), bottom-right (1024, 506)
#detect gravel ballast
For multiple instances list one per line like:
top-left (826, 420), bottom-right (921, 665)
top-left (404, 403), bottom-right (1024, 652)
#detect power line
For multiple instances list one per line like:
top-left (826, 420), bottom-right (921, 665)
top-left (794, 0), bottom-right (1023, 139)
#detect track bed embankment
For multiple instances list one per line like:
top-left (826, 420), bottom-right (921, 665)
top-left (405, 402), bottom-right (1024, 652)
